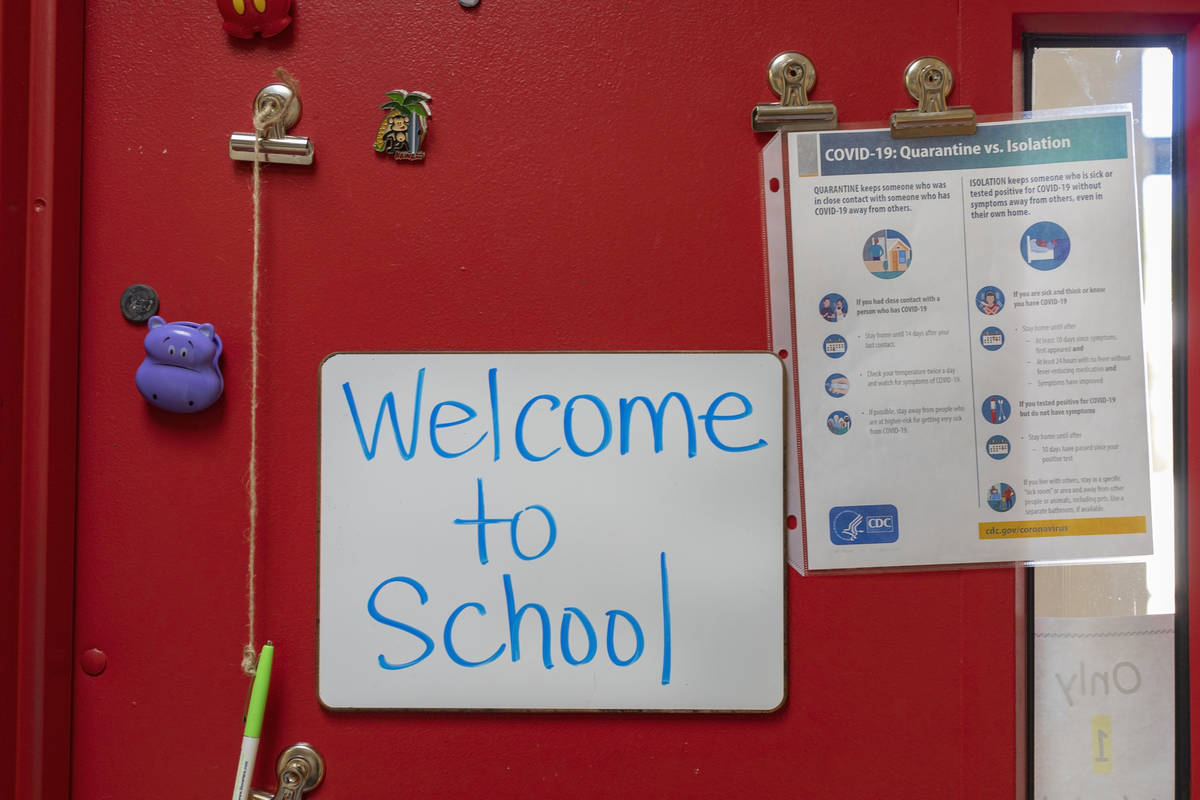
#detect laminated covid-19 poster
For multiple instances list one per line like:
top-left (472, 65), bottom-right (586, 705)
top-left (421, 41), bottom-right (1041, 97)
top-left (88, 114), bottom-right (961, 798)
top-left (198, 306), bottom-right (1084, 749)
top-left (768, 106), bottom-right (1154, 571)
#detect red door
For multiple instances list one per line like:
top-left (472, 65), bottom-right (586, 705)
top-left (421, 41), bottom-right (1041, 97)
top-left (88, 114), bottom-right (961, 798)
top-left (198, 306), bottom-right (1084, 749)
top-left (10, 1), bottom-right (1200, 797)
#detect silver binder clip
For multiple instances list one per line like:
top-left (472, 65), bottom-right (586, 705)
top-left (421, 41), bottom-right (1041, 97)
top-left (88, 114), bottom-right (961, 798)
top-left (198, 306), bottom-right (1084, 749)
top-left (890, 57), bottom-right (976, 139)
top-left (229, 82), bottom-right (314, 165)
top-left (751, 52), bottom-right (837, 132)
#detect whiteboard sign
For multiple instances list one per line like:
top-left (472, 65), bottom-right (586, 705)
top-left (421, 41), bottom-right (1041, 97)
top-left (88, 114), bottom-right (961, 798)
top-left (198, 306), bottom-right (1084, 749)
top-left (319, 353), bottom-right (785, 710)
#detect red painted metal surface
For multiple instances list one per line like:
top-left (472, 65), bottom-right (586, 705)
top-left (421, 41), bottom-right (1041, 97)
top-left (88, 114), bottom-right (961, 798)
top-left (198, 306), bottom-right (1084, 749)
top-left (1, 0), bottom-right (1184, 797)
top-left (69, 3), bottom-right (1017, 796)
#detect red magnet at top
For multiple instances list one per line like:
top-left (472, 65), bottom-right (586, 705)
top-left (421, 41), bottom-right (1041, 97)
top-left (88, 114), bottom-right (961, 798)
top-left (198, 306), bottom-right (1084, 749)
top-left (216, 0), bottom-right (293, 38)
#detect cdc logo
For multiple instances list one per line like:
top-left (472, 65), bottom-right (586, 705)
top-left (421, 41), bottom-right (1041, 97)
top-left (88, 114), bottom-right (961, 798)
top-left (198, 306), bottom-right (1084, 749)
top-left (829, 504), bottom-right (900, 545)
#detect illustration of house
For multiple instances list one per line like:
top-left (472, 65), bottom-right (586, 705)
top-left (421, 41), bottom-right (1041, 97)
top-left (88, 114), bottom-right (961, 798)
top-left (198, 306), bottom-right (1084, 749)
top-left (888, 238), bottom-right (912, 272)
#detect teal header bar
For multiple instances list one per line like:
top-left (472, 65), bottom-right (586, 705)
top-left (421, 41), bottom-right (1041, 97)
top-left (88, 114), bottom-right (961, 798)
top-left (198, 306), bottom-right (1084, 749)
top-left (808, 114), bottom-right (1128, 177)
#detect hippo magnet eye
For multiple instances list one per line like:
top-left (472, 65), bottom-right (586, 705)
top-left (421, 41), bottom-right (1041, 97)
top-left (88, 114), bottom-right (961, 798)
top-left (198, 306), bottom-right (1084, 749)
top-left (180, 348), bottom-right (188, 358)
top-left (232, 0), bottom-right (246, 14)
top-left (168, 346), bottom-right (175, 356)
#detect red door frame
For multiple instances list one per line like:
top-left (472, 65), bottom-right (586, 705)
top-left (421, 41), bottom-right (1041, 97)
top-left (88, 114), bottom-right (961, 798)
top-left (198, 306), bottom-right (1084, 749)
top-left (8, 3), bottom-right (1200, 798)
top-left (0, 0), bottom-right (31, 790)
top-left (1007, 12), bottom-right (1200, 787)
top-left (9, 1), bottom-right (83, 797)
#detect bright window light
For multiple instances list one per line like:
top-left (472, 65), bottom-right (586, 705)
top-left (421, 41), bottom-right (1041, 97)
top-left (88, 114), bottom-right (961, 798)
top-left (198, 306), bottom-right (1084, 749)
top-left (1141, 49), bottom-right (1173, 138)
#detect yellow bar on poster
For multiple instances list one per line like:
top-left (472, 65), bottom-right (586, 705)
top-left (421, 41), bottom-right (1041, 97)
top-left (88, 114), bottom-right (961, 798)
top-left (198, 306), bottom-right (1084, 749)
top-left (978, 516), bottom-right (1146, 540)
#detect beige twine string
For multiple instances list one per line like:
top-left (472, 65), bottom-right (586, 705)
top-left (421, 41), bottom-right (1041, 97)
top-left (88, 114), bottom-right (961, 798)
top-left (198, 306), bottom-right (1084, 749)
top-left (242, 68), bottom-right (300, 676)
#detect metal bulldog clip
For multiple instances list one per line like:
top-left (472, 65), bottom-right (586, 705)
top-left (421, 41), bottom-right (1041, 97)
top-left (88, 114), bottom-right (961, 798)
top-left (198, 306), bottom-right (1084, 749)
top-left (751, 52), bottom-right (837, 132)
top-left (230, 82), bottom-right (314, 165)
top-left (889, 57), bottom-right (976, 139)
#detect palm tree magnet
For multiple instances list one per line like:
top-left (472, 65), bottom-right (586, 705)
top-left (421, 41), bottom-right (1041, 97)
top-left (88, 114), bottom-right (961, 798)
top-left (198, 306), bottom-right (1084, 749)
top-left (374, 90), bottom-right (432, 161)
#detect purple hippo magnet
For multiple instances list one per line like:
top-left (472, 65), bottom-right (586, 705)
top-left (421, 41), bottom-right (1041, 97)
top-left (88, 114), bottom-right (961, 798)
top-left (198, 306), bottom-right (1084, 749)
top-left (136, 316), bottom-right (224, 413)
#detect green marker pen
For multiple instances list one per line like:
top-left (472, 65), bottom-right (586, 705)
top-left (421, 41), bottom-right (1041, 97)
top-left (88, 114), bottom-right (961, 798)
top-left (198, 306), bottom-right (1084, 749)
top-left (232, 642), bottom-right (273, 800)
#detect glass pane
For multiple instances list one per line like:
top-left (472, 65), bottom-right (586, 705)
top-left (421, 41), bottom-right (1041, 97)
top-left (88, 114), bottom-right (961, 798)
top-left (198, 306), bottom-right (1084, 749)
top-left (1031, 46), bottom-right (1175, 612)
top-left (1029, 44), bottom-right (1177, 796)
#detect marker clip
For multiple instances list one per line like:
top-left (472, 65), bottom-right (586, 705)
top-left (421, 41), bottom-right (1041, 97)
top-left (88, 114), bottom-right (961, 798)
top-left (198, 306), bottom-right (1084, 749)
top-left (248, 744), bottom-right (325, 800)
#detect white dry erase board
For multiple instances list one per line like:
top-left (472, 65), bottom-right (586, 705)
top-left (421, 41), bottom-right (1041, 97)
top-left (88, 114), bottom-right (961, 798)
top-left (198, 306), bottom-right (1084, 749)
top-left (318, 352), bottom-right (785, 711)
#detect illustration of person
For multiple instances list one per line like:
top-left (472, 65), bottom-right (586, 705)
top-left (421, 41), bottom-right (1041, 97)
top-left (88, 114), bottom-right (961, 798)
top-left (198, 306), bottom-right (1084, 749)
top-left (980, 291), bottom-right (1001, 315)
top-left (835, 297), bottom-right (848, 320)
top-left (868, 237), bottom-right (885, 269)
top-left (1001, 484), bottom-right (1016, 509)
top-left (989, 397), bottom-right (999, 423)
top-left (988, 485), bottom-right (1001, 505)
top-left (820, 297), bottom-right (837, 321)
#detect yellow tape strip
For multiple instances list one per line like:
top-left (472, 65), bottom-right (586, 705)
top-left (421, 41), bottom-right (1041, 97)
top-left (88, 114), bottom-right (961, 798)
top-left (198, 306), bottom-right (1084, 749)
top-left (1092, 714), bottom-right (1113, 774)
